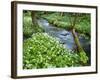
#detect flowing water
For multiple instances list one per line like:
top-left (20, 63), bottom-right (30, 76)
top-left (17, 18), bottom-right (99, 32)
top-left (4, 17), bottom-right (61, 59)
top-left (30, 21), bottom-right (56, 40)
top-left (38, 19), bottom-right (91, 55)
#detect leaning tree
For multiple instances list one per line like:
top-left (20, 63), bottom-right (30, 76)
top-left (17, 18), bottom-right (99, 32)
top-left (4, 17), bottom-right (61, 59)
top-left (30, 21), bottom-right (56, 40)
top-left (68, 13), bottom-right (90, 65)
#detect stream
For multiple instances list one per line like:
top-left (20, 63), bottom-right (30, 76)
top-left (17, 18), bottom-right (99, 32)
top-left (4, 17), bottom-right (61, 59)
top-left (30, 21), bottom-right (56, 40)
top-left (37, 19), bottom-right (91, 55)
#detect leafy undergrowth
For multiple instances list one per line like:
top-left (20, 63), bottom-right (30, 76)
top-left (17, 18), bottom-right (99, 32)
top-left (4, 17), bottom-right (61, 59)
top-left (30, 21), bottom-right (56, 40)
top-left (79, 51), bottom-right (88, 64)
top-left (42, 13), bottom-right (71, 30)
top-left (23, 16), bottom-right (44, 38)
top-left (23, 33), bottom-right (84, 69)
top-left (42, 13), bottom-right (90, 36)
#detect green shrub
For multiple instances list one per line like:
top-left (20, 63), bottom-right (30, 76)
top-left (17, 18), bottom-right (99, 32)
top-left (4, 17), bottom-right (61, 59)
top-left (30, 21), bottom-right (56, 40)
top-left (23, 17), bottom-right (34, 38)
top-left (23, 16), bottom-right (44, 38)
top-left (23, 33), bottom-right (82, 69)
top-left (76, 20), bottom-right (90, 36)
top-left (42, 13), bottom-right (90, 36)
top-left (42, 15), bottom-right (70, 29)
top-left (79, 51), bottom-right (88, 64)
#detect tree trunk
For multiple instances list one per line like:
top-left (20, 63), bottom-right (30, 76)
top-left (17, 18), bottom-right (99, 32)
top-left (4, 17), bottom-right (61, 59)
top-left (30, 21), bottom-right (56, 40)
top-left (60, 12), bottom-right (64, 16)
top-left (68, 13), bottom-right (88, 64)
top-left (70, 13), bottom-right (84, 52)
top-left (31, 11), bottom-right (39, 27)
top-left (72, 28), bottom-right (88, 64)
top-left (72, 28), bottom-right (84, 52)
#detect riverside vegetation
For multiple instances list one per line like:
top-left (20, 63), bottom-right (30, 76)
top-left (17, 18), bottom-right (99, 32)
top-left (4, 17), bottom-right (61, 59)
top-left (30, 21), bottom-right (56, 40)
top-left (23, 11), bottom-right (91, 69)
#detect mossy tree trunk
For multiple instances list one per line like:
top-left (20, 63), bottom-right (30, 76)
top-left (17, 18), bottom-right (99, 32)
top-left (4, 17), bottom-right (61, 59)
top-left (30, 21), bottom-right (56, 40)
top-left (60, 12), bottom-right (64, 16)
top-left (31, 11), bottom-right (43, 32)
top-left (69, 13), bottom-right (88, 64)
top-left (72, 28), bottom-right (84, 52)
top-left (31, 11), bottom-right (39, 27)
top-left (71, 13), bottom-right (84, 52)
